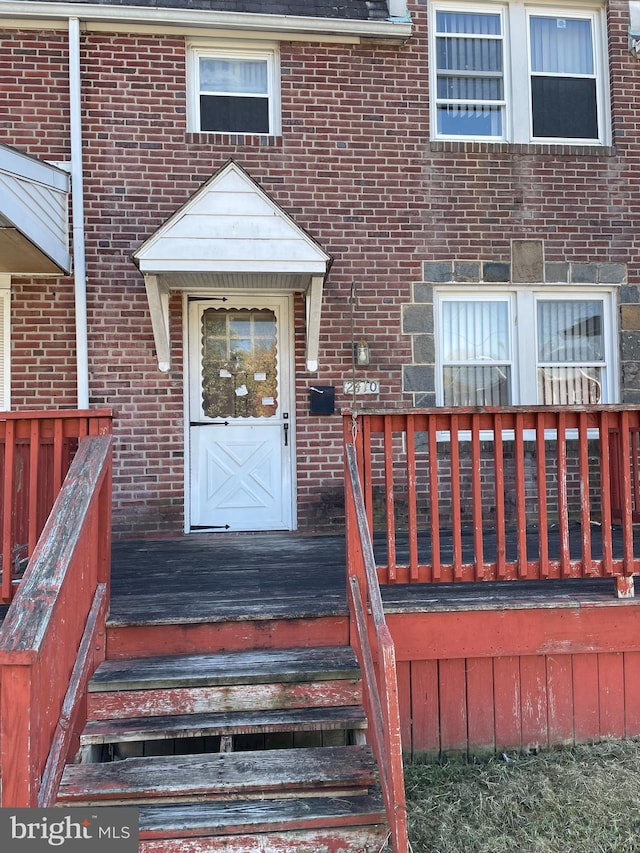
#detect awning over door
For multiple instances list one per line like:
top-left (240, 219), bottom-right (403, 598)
top-left (0, 144), bottom-right (70, 274)
top-left (133, 160), bottom-right (332, 372)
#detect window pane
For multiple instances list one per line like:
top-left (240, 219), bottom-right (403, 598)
top-left (443, 365), bottom-right (511, 406)
top-left (537, 300), bottom-right (605, 404)
top-left (530, 17), bottom-right (594, 75)
top-left (529, 16), bottom-right (597, 140)
top-left (442, 301), bottom-right (509, 362)
top-left (537, 301), bottom-right (604, 363)
top-left (436, 11), bottom-right (501, 36)
top-left (538, 366), bottom-right (602, 404)
top-left (437, 76), bottom-right (503, 101)
top-left (442, 301), bottom-right (511, 405)
top-left (437, 36), bottom-right (503, 73)
top-left (435, 10), bottom-right (504, 138)
top-left (531, 76), bottom-right (597, 139)
top-left (437, 104), bottom-right (503, 136)
top-left (200, 95), bottom-right (270, 133)
top-left (200, 58), bottom-right (268, 94)
top-left (201, 309), bottom-right (278, 419)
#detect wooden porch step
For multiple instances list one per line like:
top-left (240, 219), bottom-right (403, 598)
top-left (80, 705), bottom-right (367, 746)
top-left (86, 646), bottom-right (362, 720)
top-left (140, 826), bottom-right (390, 853)
top-left (89, 646), bottom-right (360, 691)
top-left (57, 745), bottom-right (378, 805)
top-left (136, 794), bottom-right (387, 852)
top-left (137, 793), bottom-right (385, 838)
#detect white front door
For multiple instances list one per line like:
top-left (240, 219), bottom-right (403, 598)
top-left (188, 295), bottom-right (294, 531)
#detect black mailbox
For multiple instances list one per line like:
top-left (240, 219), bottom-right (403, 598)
top-left (309, 385), bottom-right (335, 415)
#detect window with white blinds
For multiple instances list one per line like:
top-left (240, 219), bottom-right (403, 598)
top-left (0, 286), bottom-right (9, 410)
top-left (430, 2), bottom-right (609, 145)
top-left (536, 299), bottom-right (604, 404)
top-left (441, 299), bottom-right (512, 406)
top-left (436, 289), bottom-right (616, 406)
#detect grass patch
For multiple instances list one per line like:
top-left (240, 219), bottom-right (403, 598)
top-left (405, 741), bottom-right (640, 852)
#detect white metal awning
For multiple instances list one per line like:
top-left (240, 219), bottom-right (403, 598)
top-left (0, 143), bottom-right (70, 274)
top-left (133, 160), bottom-right (331, 372)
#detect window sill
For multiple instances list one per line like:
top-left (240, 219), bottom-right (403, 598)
top-left (429, 140), bottom-right (616, 157)
top-left (185, 132), bottom-right (283, 147)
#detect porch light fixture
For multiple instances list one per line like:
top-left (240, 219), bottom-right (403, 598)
top-left (354, 339), bottom-right (371, 366)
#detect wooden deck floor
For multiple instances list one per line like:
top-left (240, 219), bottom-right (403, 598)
top-left (107, 530), bottom-right (639, 626)
top-left (2, 529), bottom-right (638, 630)
top-left (108, 533), bottom-right (349, 626)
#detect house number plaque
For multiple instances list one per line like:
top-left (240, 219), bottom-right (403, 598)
top-left (343, 380), bottom-right (380, 395)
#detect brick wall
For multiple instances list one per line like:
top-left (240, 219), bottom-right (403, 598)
top-left (2, 1), bottom-right (640, 536)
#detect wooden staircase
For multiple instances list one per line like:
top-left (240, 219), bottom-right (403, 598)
top-left (57, 645), bottom-right (389, 852)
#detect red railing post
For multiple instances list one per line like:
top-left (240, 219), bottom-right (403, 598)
top-left (450, 414), bottom-right (463, 580)
top-left (384, 416), bottom-right (397, 581)
top-left (428, 413), bottom-right (441, 582)
top-left (514, 411), bottom-right (528, 578)
top-left (494, 412), bottom-right (507, 579)
top-left (0, 662), bottom-right (40, 805)
top-left (470, 416), bottom-right (484, 581)
top-left (406, 413), bottom-right (419, 581)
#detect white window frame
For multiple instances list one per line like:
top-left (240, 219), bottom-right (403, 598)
top-left (431, 4), bottom-right (509, 142)
top-left (439, 293), bottom-right (517, 405)
top-left (0, 278), bottom-right (10, 411)
top-left (187, 40), bottom-right (281, 136)
top-left (435, 285), bottom-right (618, 406)
top-left (429, 0), bottom-right (610, 145)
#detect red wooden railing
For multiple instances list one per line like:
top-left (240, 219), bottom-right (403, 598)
top-left (344, 442), bottom-right (408, 852)
top-left (344, 406), bottom-right (640, 597)
top-left (0, 410), bottom-right (112, 603)
top-left (0, 434), bottom-right (113, 806)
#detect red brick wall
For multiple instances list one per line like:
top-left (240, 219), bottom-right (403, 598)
top-left (0, 29), bottom-right (70, 158)
top-left (2, 2), bottom-right (640, 536)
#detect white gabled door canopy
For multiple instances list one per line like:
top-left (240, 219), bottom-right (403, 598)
top-left (133, 160), bottom-right (331, 372)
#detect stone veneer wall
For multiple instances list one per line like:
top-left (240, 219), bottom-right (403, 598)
top-left (402, 240), bottom-right (634, 407)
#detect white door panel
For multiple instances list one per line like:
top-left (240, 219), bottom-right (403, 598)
top-left (190, 424), bottom-right (285, 529)
top-left (188, 296), bottom-right (294, 531)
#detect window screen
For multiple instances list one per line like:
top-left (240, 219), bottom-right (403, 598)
top-left (530, 16), bottom-right (598, 139)
top-left (199, 57), bottom-right (270, 134)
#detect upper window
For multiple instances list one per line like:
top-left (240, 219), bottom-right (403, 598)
top-left (187, 42), bottom-right (281, 135)
top-left (430, 2), bottom-right (609, 144)
top-left (436, 289), bottom-right (616, 406)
